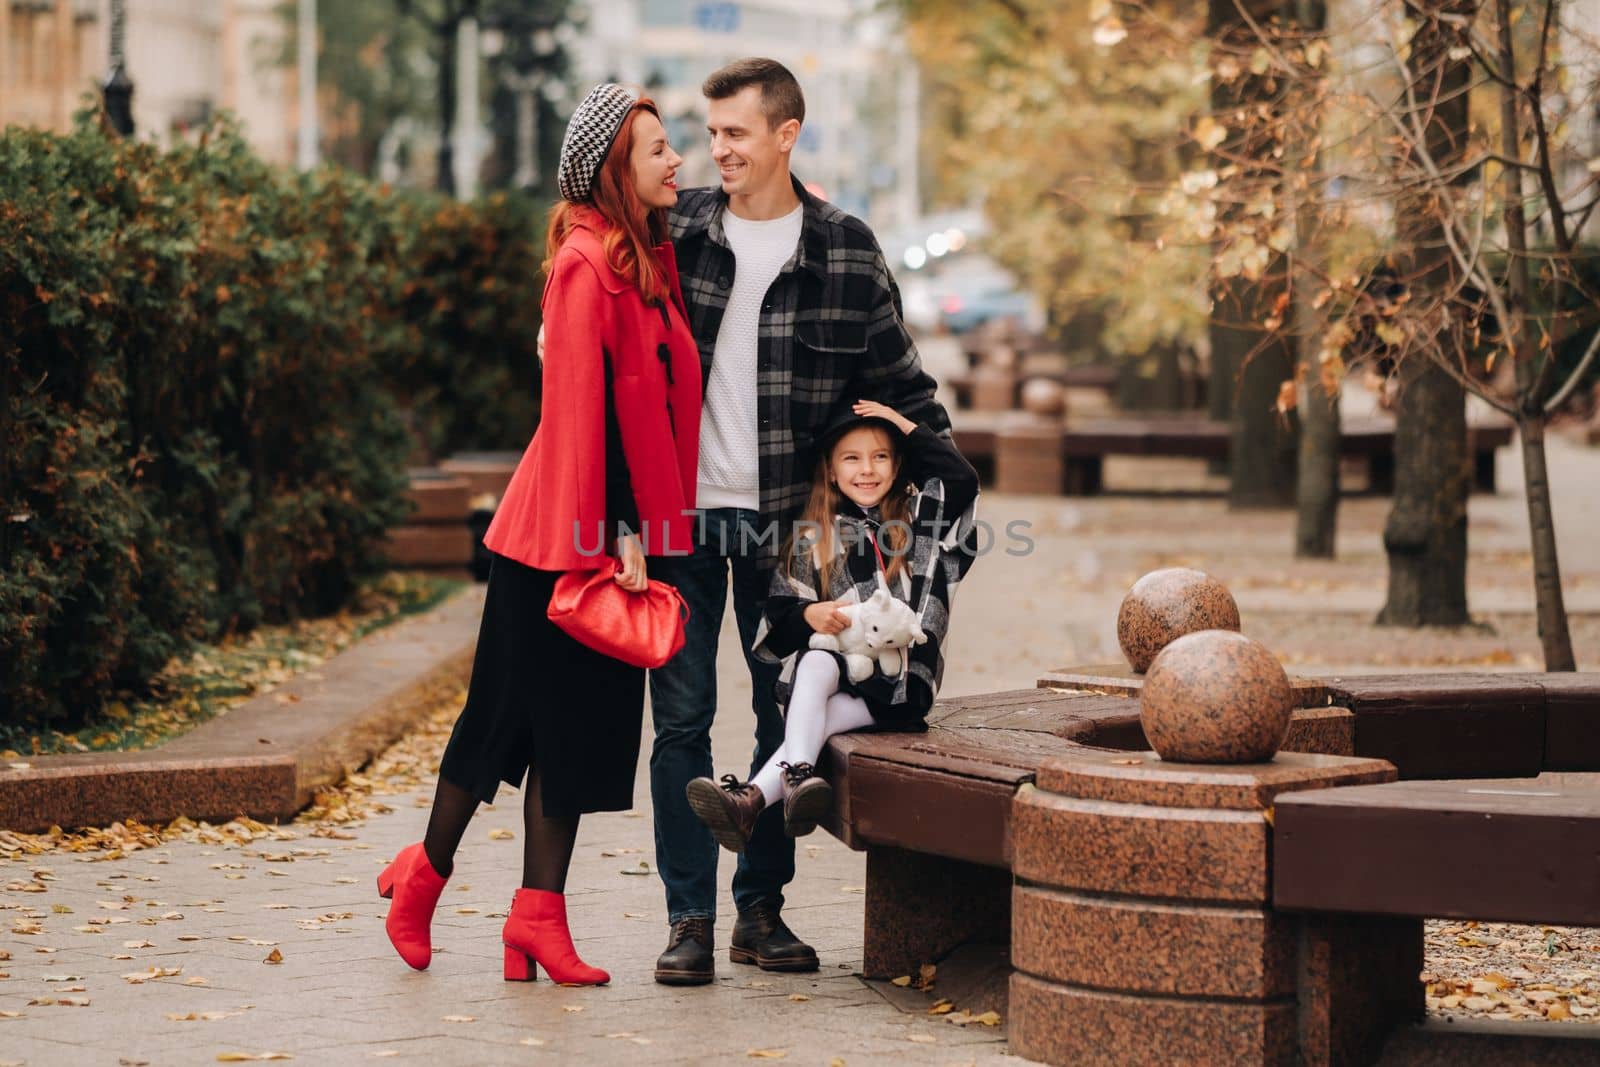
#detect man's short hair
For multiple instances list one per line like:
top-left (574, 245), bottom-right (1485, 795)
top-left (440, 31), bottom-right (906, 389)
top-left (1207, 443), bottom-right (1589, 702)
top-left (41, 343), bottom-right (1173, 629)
top-left (702, 58), bottom-right (805, 130)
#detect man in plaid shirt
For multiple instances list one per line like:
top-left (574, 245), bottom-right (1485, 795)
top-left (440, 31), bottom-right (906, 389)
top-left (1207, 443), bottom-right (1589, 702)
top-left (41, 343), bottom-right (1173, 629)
top-left (649, 58), bottom-right (950, 986)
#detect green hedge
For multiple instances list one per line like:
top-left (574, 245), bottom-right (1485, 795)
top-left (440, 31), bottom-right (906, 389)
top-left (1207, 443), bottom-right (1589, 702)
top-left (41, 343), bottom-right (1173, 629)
top-left (0, 116), bottom-right (544, 729)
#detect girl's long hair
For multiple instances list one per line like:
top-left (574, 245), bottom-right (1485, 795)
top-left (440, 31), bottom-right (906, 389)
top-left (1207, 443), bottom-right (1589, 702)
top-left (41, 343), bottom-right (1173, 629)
top-left (543, 99), bottom-right (671, 304)
top-left (783, 426), bottom-right (914, 595)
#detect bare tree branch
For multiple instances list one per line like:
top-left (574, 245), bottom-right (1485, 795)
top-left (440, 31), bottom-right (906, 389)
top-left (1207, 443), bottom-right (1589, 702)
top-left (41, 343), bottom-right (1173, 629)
top-left (1527, 0), bottom-right (1574, 254)
top-left (1544, 326), bottom-right (1600, 413)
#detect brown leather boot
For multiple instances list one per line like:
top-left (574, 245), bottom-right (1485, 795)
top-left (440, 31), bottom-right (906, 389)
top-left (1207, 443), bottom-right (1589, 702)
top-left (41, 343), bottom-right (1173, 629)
top-left (779, 761), bottom-right (833, 838)
top-left (686, 775), bottom-right (766, 853)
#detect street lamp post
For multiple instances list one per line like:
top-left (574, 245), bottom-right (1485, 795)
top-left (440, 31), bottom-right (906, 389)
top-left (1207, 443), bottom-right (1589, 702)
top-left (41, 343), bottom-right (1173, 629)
top-left (497, 15), bottom-right (564, 193)
top-left (103, 0), bottom-right (134, 136)
top-left (502, 29), bottom-right (559, 190)
top-left (297, 0), bottom-right (318, 169)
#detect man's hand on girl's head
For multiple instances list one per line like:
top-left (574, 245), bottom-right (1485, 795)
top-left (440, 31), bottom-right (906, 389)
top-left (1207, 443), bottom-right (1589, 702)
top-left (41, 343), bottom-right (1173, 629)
top-left (851, 399), bottom-right (916, 435)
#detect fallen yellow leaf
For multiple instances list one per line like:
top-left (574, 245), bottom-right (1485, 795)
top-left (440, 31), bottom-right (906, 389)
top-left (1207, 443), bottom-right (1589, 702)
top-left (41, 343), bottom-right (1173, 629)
top-left (746, 1051), bottom-right (788, 1060)
top-left (891, 976), bottom-right (912, 987)
top-left (263, 948), bottom-right (283, 965)
top-left (441, 1015), bottom-right (475, 1023)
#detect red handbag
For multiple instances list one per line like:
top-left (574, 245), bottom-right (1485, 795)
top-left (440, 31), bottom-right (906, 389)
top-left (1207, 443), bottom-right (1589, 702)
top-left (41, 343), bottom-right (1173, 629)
top-left (546, 557), bottom-right (689, 668)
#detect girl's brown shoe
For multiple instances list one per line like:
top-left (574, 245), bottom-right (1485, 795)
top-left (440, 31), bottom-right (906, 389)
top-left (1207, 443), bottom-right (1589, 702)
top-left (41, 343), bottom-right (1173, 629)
top-left (779, 762), bottom-right (833, 838)
top-left (686, 774), bottom-right (766, 853)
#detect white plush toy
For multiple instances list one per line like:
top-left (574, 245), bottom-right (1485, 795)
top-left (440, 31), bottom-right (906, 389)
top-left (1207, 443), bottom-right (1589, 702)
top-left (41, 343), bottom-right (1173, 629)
top-left (808, 587), bottom-right (928, 683)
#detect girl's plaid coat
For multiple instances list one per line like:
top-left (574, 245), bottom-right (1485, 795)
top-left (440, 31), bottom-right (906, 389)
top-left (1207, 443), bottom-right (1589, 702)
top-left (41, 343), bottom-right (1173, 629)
top-left (751, 425), bottom-right (981, 730)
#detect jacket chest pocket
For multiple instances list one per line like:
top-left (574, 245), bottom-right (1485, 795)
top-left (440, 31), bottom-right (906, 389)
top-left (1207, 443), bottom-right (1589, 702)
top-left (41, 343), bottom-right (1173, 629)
top-left (793, 314), bottom-right (868, 409)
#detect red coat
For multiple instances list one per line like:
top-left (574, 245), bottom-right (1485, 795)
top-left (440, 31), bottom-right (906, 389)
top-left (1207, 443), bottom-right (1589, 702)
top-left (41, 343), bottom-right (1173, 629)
top-left (484, 210), bottom-right (702, 570)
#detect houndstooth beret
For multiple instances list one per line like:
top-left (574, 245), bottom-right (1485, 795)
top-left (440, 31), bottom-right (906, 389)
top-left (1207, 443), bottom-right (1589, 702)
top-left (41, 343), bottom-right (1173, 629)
top-left (557, 83), bottom-right (641, 203)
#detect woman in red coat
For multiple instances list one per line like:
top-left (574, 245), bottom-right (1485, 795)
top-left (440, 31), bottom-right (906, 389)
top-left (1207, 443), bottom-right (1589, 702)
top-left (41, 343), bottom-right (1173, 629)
top-left (376, 85), bottom-right (701, 987)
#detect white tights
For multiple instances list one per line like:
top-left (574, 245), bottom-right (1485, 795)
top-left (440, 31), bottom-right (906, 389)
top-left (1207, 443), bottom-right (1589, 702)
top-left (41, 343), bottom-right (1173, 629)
top-left (750, 650), bottom-right (875, 807)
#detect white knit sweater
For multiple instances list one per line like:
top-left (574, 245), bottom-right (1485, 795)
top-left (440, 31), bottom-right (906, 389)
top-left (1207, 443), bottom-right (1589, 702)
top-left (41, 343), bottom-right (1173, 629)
top-left (696, 204), bottom-right (804, 512)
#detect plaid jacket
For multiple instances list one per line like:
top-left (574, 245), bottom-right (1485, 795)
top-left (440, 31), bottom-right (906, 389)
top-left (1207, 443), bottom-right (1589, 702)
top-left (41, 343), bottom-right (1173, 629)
top-left (670, 177), bottom-right (950, 563)
top-left (751, 425), bottom-right (981, 729)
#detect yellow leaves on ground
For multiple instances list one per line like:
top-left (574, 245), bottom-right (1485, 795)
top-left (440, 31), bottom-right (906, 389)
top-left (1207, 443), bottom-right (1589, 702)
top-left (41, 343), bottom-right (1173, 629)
top-left (122, 966), bottom-right (182, 983)
top-left (487, 828), bottom-right (515, 840)
top-left (746, 1051), bottom-right (788, 1060)
top-left (215, 1054), bottom-right (292, 1062)
top-left (1425, 920), bottom-right (1600, 1022)
top-left (263, 948), bottom-right (283, 965)
top-left (604, 1033), bottom-right (653, 1046)
top-left (441, 1015), bottom-right (475, 1023)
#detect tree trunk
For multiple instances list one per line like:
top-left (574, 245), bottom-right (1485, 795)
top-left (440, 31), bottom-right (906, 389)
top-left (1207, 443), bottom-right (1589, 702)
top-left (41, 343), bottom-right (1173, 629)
top-left (1378, 357), bottom-right (1469, 624)
top-left (436, 24), bottom-right (457, 196)
top-left (1295, 366), bottom-right (1339, 557)
top-left (1516, 417), bottom-right (1576, 667)
top-left (1380, 1), bottom-right (1474, 626)
top-left (1291, 0), bottom-right (1337, 555)
top-left (1208, 0), bottom-right (1297, 507)
top-left (1491, 0), bottom-right (1576, 669)
top-left (1228, 327), bottom-right (1298, 508)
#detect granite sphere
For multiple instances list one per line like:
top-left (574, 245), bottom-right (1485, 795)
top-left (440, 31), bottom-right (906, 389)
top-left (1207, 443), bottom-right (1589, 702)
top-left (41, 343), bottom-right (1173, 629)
top-left (1116, 567), bottom-right (1241, 673)
top-left (1019, 377), bottom-right (1067, 417)
top-left (1140, 630), bottom-right (1293, 763)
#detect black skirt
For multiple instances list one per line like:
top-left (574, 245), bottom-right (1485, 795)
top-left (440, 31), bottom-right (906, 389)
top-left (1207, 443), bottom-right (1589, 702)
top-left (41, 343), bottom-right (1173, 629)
top-left (437, 553), bottom-right (644, 817)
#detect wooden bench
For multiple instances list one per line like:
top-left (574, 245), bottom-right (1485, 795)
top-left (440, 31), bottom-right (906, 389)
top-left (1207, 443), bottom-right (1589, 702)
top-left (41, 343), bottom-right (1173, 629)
top-left (819, 686), bottom-right (1354, 977)
top-left (825, 671), bottom-right (1600, 979)
top-left (1321, 672), bottom-right (1598, 779)
top-left (950, 411), bottom-right (1515, 496)
top-left (1275, 777), bottom-right (1600, 925)
top-left (1274, 777), bottom-right (1600, 1063)
top-left (819, 670), bottom-right (1599, 1065)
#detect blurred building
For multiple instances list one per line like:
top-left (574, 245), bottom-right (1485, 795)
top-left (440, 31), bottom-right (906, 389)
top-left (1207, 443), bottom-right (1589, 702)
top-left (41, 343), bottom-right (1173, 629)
top-left (1, 0), bottom-right (294, 164)
top-left (0, 0), bottom-right (99, 130)
top-left (575, 0), bottom-right (918, 229)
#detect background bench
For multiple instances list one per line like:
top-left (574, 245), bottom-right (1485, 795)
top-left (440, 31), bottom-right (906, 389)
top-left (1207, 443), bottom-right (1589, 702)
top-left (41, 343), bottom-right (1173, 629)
top-left (950, 412), bottom-right (1514, 496)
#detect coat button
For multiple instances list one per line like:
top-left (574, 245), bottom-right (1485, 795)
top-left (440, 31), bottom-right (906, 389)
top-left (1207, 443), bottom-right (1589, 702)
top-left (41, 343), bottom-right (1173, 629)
top-left (717, 276), bottom-right (731, 289)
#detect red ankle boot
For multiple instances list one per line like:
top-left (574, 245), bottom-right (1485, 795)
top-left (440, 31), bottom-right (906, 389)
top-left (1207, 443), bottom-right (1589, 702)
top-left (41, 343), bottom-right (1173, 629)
top-left (376, 842), bottom-right (449, 970)
top-left (502, 888), bottom-right (609, 986)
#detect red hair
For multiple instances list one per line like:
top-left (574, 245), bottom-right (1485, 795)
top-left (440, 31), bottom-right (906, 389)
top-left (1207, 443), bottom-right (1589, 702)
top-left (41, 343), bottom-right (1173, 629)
top-left (544, 100), bottom-right (671, 304)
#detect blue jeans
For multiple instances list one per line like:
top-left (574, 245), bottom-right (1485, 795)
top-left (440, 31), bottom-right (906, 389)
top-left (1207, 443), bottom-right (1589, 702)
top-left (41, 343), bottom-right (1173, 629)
top-left (649, 508), bottom-right (790, 923)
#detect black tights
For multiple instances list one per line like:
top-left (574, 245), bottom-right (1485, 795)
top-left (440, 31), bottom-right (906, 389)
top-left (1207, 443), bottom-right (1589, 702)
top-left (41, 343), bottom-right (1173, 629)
top-left (421, 767), bottom-right (579, 891)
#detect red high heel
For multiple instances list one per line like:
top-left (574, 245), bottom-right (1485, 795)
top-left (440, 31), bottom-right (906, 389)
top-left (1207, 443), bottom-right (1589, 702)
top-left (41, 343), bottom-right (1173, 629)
top-left (502, 888), bottom-right (609, 986)
top-left (376, 842), bottom-right (449, 970)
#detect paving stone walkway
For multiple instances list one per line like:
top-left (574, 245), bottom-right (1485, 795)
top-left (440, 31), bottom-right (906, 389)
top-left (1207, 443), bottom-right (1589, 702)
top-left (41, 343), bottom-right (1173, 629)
top-left (3, 431), bottom-right (1597, 1065)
